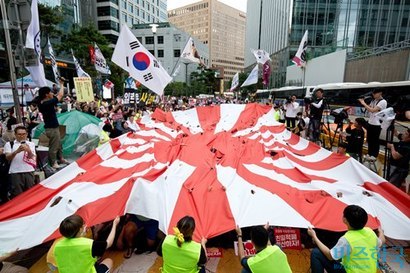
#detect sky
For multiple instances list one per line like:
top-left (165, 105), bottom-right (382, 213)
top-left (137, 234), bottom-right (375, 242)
top-left (167, 0), bottom-right (247, 13)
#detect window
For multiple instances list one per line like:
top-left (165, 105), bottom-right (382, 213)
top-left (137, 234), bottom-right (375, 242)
top-left (122, 12), bottom-right (127, 22)
top-left (149, 50), bottom-right (155, 55)
top-left (157, 36), bottom-right (164, 44)
top-left (128, 4), bottom-right (133, 13)
top-left (121, 0), bottom-right (126, 9)
top-left (137, 37), bottom-right (142, 42)
top-left (174, 49), bottom-right (180, 57)
top-left (145, 36), bottom-right (154, 44)
top-left (157, 49), bottom-right (164, 57)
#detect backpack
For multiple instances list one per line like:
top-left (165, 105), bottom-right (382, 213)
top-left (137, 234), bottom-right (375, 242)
top-left (0, 142), bottom-right (14, 175)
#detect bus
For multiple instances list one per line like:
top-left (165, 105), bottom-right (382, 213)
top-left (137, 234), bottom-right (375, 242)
top-left (255, 81), bottom-right (410, 119)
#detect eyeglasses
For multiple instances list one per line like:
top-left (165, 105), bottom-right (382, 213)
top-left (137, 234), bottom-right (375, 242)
top-left (16, 132), bottom-right (27, 136)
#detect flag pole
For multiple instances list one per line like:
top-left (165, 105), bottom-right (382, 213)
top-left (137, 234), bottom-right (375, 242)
top-left (170, 36), bottom-right (191, 78)
top-left (1, 0), bottom-right (22, 123)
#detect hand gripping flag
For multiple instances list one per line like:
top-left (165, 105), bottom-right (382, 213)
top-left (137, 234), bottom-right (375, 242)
top-left (72, 49), bottom-right (91, 78)
top-left (25, 0), bottom-right (48, 87)
top-left (181, 37), bottom-right (202, 64)
top-left (241, 65), bottom-right (259, 87)
top-left (252, 49), bottom-right (271, 64)
top-left (112, 25), bottom-right (172, 96)
top-left (292, 30), bottom-right (308, 67)
top-left (230, 72), bottom-right (239, 91)
top-left (94, 43), bottom-right (111, 75)
top-left (47, 38), bottom-right (60, 83)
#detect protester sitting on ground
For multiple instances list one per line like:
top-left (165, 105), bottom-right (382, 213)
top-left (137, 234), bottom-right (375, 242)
top-left (37, 78), bottom-right (67, 169)
top-left (0, 250), bottom-right (29, 273)
top-left (336, 141), bottom-right (349, 156)
top-left (345, 117), bottom-right (366, 162)
top-left (236, 223), bottom-right (292, 273)
top-left (54, 214), bottom-right (120, 273)
top-left (308, 205), bottom-right (385, 273)
top-left (4, 126), bottom-right (36, 199)
top-left (387, 128), bottom-right (410, 189)
top-left (157, 215), bottom-right (208, 273)
top-left (125, 111), bottom-right (140, 132)
top-left (117, 214), bottom-right (159, 258)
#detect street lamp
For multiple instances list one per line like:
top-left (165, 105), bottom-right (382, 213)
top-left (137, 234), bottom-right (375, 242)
top-left (149, 23), bottom-right (159, 57)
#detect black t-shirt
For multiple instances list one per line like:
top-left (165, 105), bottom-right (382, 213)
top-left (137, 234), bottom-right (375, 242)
top-left (39, 97), bottom-right (59, 128)
top-left (391, 141), bottom-right (410, 169)
top-left (310, 98), bottom-right (326, 120)
top-left (92, 240), bottom-right (107, 257)
top-left (346, 127), bottom-right (365, 154)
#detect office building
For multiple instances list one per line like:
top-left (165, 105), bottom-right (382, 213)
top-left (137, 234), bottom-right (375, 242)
top-left (131, 22), bottom-right (209, 83)
top-left (96, 0), bottom-right (168, 44)
top-left (168, 0), bottom-right (246, 82)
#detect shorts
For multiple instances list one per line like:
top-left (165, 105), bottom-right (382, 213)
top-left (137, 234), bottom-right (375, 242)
top-left (129, 214), bottom-right (159, 241)
top-left (96, 263), bottom-right (110, 273)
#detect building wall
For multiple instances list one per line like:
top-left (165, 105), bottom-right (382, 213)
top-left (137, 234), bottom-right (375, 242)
top-left (244, 0), bottom-right (292, 67)
top-left (131, 23), bottom-right (209, 83)
top-left (344, 49), bottom-right (410, 82)
top-left (168, 0), bottom-right (246, 82)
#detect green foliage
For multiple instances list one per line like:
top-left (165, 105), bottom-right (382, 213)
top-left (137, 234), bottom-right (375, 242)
top-left (190, 67), bottom-right (219, 96)
top-left (164, 82), bottom-right (187, 96)
top-left (38, 3), bottom-right (63, 39)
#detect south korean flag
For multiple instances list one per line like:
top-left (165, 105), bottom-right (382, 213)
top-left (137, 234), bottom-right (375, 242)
top-left (111, 25), bottom-right (172, 96)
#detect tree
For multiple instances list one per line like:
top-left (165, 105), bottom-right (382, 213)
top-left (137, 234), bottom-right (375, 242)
top-left (38, 3), bottom-right (64, 40)
top-left (164, 82), bottom-right (186, 96)
top-left (190, 68), bottom-right (219, 96)
top-left (56, 24), bottom-right (126, 96)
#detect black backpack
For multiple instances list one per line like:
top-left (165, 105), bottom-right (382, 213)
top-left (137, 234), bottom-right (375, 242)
top-left (0, 142), bottom-right (14, 175)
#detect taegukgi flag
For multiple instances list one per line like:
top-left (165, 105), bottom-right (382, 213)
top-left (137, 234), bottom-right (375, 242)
top-left (94, 43), bottom-right (111, 75)
top-left (25, 0), bottom-right (48, 87)
top-left (292, 30), bottom-right (308, 67)
top-left (241, 65), bottom-right (259, 87)
top-left (252, 49), bottom-right (271, 64)
top-left (181, 37), bottom-right (202, 64)
top-left (111, 24), bottom-right (172, 96)
top-left (230, 72), bottom-right (239, 91)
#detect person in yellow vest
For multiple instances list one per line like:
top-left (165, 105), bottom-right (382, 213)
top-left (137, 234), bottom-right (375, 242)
top-left (157, 215), bottom-right (208, 273)
top-left (308, 205), bottom-right (385, 273)
top-left (236, 224), bottom-right (292, 273)
top-left (54, 214), bottom-right (120, 273)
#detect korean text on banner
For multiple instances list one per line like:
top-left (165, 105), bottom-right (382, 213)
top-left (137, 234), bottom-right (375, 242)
top-left (74, 77), bottom-right (94, 102)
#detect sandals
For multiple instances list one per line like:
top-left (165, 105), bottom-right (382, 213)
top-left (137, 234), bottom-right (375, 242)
top-left (124, 248), bottom-right (133, 259)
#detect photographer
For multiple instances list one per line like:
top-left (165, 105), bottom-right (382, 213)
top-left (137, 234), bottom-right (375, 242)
top-left (4, 126), bottom-right (36, 199)
top-left (358, 88), bottom-right (387, 158)
top-left (283, 95), bottom-right (299, 131)
top-left (308, 89), bottom-right (326, 143)
top-left (386, 129), bottom-right (410, 189)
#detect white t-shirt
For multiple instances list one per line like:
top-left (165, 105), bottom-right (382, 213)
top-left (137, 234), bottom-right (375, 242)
top-left (330, 236), bottom-right (382, 260)
top-left (4, 140), bottom-right (36, 174)
top-left (284, 102), bottom-right (300, 118)
top-left (368, 99), bottom-right (387, 126)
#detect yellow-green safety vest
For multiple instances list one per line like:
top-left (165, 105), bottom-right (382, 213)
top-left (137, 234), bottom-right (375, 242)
top-left (342, 227), bottom-right (378, 273)
top-left (161, 235), bottom-right (201, 273)
top-left (54, 237), bottom-right (97, 273)
top-left (248, 245), bottom-right (292, 273)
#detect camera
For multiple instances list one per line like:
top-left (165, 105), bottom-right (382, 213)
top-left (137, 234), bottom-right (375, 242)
top-left (304, 97), bottom-right (312, 104)
top-left (330, 109), bottom-right (349, 125)
top-left (286, 96), bottom-right (292, 103)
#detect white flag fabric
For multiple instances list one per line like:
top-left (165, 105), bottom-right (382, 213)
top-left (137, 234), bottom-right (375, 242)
top-left (230, 72), bottom-right (239, 91)
top-left (292, 30), bottom-right (308, 67)
top-left (252, 49), bottom-right (271, 64)
top-left (241, 65), bottom-right (259, 87)
top-left (181, 37), bottom-right (201, 64)
top-left (72, 50), bottom-right (91, 78)
top-left (25, 0), bottom-right (47, 87)
top-left (172, 64), bottom-right (181, 77)
top-left (47, 38), bottom-right (60, 83)
top-left (94, 43), bottom-right (111, 75)
top-left (111, 25), bottom-right (172, 96)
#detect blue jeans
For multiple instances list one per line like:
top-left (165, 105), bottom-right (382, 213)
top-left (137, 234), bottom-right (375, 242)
top-left (309, 119), bottom-right (321, 142)
top-left (311, 248), bottom-right (346, 273)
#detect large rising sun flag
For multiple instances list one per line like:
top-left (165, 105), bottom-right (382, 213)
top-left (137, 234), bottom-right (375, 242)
top-left (0, 104), bottom-right (409, 253)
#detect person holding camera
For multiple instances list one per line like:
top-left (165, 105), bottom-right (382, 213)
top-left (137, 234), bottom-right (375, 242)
top-left (38, 78), bottom-right (66, 169)
top-left (308, 89), bottom-right (326, 143)
top-left (4, 126), bottom-right (36, 199)
top-left (358, 88), bottom-right (387, 159)
top-left (283, 95), bottom-right (299, 131)
top-left (387, 128), bottom-right (410, 189)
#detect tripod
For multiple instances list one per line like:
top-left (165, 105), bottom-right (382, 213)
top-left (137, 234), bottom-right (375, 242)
top-left (383, 120), bottom-right (395, 180)
top-left (321, 114), bottom-right (344, 150)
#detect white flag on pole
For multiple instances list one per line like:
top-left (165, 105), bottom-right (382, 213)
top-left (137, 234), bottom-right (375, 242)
top-left (241, 65), bottom-right (258, 87)
top-left (72, 50), bottom-right (91, 78)
top-left (252, 49), bottom-right (271, 64)
top-left (181, 37), bottom-right (201, 64)
top-left (172, 64), bottom-right (181, 77)
top-left (111, 24), bottom-right (172, 96)
top-left (94, 43), bottom-right (111, 75)
top-left (25, 0), bottom-right (48, 87)
top-left (230, 72), bottom-right (239, 91)
top-left (47, 38), bottom-right (60, 83)
top-left (292, 30), bottom-right (308, 67)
